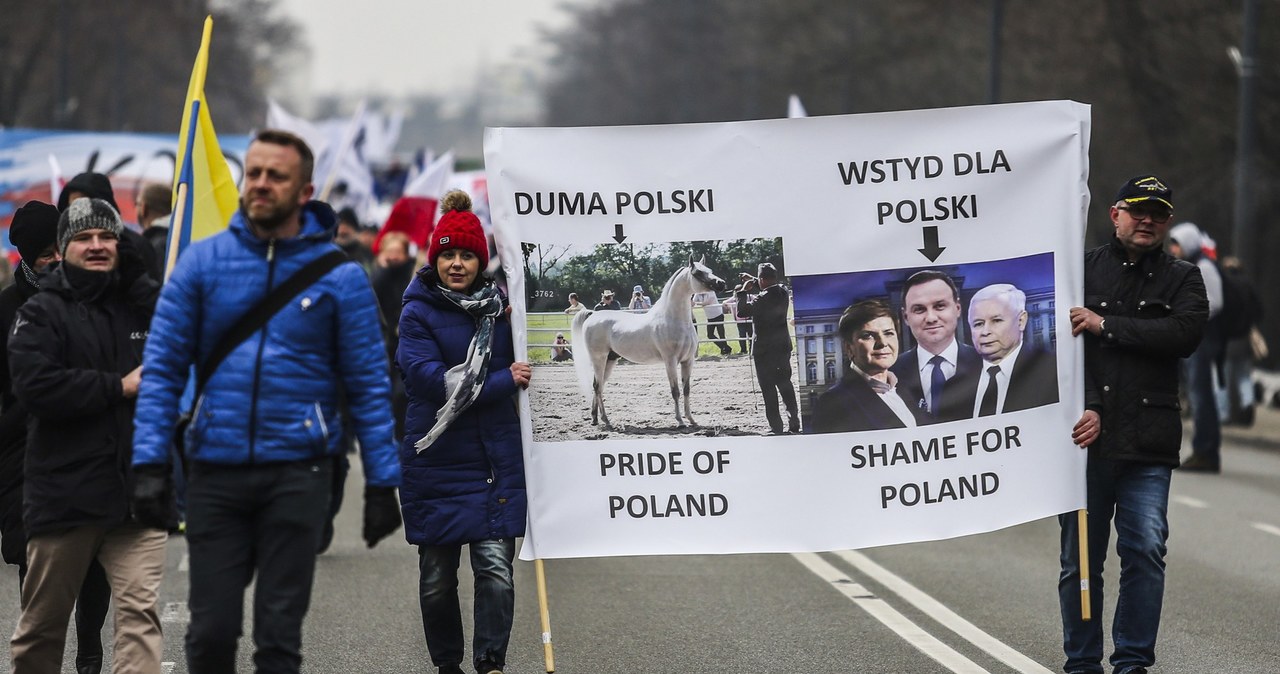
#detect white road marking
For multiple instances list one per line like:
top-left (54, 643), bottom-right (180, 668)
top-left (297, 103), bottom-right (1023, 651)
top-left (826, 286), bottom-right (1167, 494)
top-left (792, 552), bottom-right (990, 674)
top-left (161, 601), bottom-right (190, 624)
top-left (178, 552), bottom-right (189, 572)
top-left (1251, 522), bottom-right (1280, 538)
top-left (1172, 495), bottom-right (1209, 509)
top-left (162, 663), bottom-right (175, 673)
top-left (833, 550), bottom-right (1055, 674)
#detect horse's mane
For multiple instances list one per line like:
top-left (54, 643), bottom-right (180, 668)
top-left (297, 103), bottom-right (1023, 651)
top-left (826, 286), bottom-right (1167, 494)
top-left (651, 266), bottom-right (690, 311)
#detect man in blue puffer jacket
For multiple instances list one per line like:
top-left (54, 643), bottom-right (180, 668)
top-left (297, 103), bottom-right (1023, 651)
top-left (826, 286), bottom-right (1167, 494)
top-left (131, 129), bottom-right (402, 673)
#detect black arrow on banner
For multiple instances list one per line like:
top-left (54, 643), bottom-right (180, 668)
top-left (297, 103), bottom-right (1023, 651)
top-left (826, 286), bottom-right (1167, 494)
top-left (918, 225), bottom-right (945, 262)
top-left (612, 224), bottom-right (627, 244)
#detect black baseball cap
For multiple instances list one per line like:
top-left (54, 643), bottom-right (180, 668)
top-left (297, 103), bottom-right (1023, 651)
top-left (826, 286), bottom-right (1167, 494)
top-left (1114, 175), bottom-right (1173, 210)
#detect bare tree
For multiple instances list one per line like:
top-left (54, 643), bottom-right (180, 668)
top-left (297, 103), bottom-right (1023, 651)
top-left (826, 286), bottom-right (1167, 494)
top-left (0, 0), bottom-right (302, 132)
top-left (538, 0), bottom-right (1280, 365)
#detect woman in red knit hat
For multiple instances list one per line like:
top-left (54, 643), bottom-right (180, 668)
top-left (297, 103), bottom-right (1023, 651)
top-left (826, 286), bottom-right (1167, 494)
top-left (395, 190), bottom-right (531, 674)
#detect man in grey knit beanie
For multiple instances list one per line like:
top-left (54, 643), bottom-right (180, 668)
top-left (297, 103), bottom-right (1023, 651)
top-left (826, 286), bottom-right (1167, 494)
top-left (57, 197), bottom-right (123, 256)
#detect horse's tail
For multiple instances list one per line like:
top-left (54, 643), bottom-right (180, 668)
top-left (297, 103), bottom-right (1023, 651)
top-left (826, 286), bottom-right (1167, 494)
top-left (570, 309), bottom-right (596, 401)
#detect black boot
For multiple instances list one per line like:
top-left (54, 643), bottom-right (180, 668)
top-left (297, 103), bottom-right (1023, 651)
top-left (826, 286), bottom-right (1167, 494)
top-left (75, 650), bottom-right (103, 674)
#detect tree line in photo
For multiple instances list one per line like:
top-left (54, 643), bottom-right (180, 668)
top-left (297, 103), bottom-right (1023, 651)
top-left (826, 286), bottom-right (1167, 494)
top-left (522, 237), bottom-right (782, 312)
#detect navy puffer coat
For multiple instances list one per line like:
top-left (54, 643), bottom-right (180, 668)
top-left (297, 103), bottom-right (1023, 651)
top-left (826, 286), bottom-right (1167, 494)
top-left (397, 268), bottom-right (525, 546)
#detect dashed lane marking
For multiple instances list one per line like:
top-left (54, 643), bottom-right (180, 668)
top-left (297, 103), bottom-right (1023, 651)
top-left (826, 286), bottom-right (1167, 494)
top-left (178, 552), bottom-right (189, 572)
top-left (1251, 522), bottom-right (1280, 538)
top-left (833, 550), bottom-right (1055, 674)
top-left (1172, 495), bottom-right (1209, 508)
top-left (793, 552), bottom-right (990, 673)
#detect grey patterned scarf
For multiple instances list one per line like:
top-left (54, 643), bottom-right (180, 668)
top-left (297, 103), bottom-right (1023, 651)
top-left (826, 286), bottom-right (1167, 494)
top-left (414, 280), bottom-right (505, 452)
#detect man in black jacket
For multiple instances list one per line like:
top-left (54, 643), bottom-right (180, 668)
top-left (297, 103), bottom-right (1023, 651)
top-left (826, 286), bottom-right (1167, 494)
top-left (1062, 176), bottom-right (1208, 674)
top-left (0, 201), bottom-right (62, 579)
top-left (8, 198), bottom-right (171, 673)
top-left (735, 262), bottom-right (800, 434)
top-left (1, 200), bottom-right (116, 674)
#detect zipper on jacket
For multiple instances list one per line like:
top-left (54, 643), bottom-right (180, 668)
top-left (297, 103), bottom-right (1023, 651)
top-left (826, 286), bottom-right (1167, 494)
top-left (246, 239), bottom-right (278, 462)
top-left (313, 401), bottom-right (330, 444)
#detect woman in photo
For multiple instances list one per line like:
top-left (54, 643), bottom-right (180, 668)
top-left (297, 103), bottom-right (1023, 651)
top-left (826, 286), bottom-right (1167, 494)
top-left (397, 190), bottom-right (531, 674)
top-left (812, 299), bottom-right (925, 433)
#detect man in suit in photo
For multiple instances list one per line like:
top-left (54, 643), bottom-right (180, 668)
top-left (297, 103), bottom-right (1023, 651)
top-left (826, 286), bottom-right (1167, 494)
top-left (890, 270), bottom-right (982, 423)
top-left (967, 283), bottom-right (1059, 415)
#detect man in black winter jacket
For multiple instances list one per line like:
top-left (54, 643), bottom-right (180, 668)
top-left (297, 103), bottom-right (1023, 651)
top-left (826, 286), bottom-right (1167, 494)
top-left (7, 198), bottom-right (171, 673)
top-left (1, 200), bottom-right (117, 674)
top-left (0, 201), bottom-right (62, 577)
top-left (1060, 176), bottom-right (1208, 674)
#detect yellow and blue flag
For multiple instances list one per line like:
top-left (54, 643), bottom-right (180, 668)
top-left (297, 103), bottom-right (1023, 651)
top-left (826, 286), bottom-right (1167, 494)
top-left (169, 16), bottom-right (239, 279)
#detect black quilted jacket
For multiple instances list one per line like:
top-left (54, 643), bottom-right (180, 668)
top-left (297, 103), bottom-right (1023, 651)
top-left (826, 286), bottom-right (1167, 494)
top-left (8, 265), bottom-right (160, 535)
top-left (1081, 238), bottom-right (1208, 466)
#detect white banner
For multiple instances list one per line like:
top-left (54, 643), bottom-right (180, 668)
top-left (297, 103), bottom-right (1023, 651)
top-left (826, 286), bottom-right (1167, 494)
top-left (484, 101), bottom-right (1092, 560)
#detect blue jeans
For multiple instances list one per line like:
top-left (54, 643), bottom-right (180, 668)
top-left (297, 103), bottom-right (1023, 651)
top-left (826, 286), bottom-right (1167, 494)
top-left (1183, 331), bottom-right (1222, 461)
top-left (418, 539), bottom-right (516, 671)
top-left (1058, 459), bottom-right (1171, 674)
top-left (1218, 337), bottom-right (1255, 421)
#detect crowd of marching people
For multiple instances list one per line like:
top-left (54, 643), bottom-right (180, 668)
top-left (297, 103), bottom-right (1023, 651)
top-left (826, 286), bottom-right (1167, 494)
top-left (0, 123), bottom-right (1272, 674)
top-left (0, 129), bottom-right (526, 674)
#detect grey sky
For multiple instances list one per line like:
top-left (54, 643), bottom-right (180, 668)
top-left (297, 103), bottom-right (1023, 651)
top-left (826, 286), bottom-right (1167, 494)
top-left (275, 0), bottom-right (591, 99)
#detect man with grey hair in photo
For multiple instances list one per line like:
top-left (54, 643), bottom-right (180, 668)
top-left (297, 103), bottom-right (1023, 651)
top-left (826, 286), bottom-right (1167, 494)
top-left (967, 282), bottom-right (1058, 416)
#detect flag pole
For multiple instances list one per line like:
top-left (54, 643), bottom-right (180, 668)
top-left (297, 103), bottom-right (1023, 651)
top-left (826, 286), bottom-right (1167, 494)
top-left (1077, 508), bottom-right (1091, 621)
top-left (534, 558), bottom-right (555, 672)
top-left (167, 182), bottom-right (190, 280)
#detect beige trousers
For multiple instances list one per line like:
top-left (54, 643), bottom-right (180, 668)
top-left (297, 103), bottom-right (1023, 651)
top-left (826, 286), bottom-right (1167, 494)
top-left (10, 523), bottom-right (168, 674)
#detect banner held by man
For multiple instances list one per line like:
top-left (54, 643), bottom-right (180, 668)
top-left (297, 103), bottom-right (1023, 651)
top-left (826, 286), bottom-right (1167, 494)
top-left (485, 101), bottom-right (1091, 560)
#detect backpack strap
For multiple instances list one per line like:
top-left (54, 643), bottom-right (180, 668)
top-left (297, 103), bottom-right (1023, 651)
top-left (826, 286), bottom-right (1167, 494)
top-left (195, 249), bottom-right (350, 397)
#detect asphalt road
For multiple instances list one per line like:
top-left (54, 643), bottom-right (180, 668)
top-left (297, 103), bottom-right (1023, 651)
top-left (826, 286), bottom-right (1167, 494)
top-left (1, 432), bottom-right (1277, 673)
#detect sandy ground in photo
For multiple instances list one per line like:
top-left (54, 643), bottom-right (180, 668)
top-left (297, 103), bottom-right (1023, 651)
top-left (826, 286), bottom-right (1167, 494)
top-left (527, 354), bottom-right (799, 441)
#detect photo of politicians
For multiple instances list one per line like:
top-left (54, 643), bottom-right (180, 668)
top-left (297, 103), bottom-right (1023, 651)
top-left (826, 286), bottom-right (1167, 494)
top-left (791, 253), bottom-right (1060, 434)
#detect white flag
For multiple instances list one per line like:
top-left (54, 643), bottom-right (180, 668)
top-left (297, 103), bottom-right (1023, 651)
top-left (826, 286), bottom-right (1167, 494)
top-left (787, 94), bottom-right (808, 118)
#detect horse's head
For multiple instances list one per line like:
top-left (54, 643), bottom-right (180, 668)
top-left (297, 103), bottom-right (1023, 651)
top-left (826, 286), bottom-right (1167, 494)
top-left (689, 254), bottom-right (727, 293)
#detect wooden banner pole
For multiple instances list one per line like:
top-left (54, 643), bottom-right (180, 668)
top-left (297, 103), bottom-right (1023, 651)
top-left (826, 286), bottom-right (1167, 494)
top-left (534, 558), bottom-right (556, 672)
top-left (1077, 508), bottom-right (1091, 621)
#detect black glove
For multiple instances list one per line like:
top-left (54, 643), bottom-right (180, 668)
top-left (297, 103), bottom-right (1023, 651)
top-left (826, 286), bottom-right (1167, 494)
top-left (132, 463), bottom-right (175, 531)
top-left (363, 486), bottom-right (402, 548)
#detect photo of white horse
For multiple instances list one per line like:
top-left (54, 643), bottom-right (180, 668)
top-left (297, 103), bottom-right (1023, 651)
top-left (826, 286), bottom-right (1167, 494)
top-left (571, 255), bottom-right (727, 429)
top-left (521, 237), bottom-right (789, 441)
